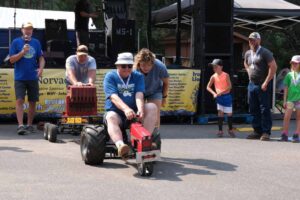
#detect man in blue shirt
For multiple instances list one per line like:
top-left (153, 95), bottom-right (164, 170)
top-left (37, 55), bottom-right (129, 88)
top-left (103, 52), bottom-right (157, 159)
top-left (9, 22), bottom-right (45, 135)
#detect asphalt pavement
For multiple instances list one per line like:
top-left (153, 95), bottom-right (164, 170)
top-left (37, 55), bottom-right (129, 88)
top-left (0, 120), bottom-right (300, 200)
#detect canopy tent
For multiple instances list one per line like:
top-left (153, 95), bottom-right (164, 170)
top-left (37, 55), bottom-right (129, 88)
top-left (0, 6), bottom-right (96, 30)
top-left (152, 0), bottom-right (300, 31)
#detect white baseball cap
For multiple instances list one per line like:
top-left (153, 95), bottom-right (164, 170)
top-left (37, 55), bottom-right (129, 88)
top-left (290, 55), bottom-right (300, 64)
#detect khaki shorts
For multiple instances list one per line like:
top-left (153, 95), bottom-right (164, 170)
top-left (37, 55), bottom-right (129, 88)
top-left (286, 101), bottom-right (300, 110)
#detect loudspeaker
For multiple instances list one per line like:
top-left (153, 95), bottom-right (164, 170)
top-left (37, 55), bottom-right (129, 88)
top-left (46, 40), bottom-right (73, 66)
top-left (45, 19), bottom-right (68, 41)
top-left (196, 0), bottom-right (234, 114)
top-left (46, 40), bottom-right (72, 55)
top-left (205, 0), bottom-right (233, 23)
top-left (103, 0), bottom-right (127, 19)
top-left (105, 18), bottom-right (135, 61)
top-left (205, 26), bottom-right (231, 54)
top-left (89, 30), bottom-right (105, 56)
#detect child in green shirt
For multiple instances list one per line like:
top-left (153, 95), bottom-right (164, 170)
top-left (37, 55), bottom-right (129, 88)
top-left (281, 55), bottom-right (300, 142)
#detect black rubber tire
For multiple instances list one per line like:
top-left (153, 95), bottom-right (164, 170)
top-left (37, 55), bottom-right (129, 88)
top-left (80, 125), bottom-right (107, 165)
top-left (43, 123), bottom-right (50, 140)
top-left (48, 124), bottom-right (58, 143)
top-left (137, 162), bottom-right (154, 176)
top-left (58, 126), bottom-right (64, 134)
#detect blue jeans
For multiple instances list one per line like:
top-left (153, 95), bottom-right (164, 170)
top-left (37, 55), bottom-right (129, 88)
top-left (248, 82), bottom-right (272, 135)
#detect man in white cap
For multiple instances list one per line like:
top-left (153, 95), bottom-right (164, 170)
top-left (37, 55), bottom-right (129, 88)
top-left (9, 22), bottom-right (45, 135)
top-left (65, 45), bottom-right (96, 86)
top-left (103, 52), bottom-right (157, 159)
top-left (244, 32), bottom-right (277, 141)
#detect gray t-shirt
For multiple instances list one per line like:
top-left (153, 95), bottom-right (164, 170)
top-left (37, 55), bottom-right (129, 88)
top-left (137, 59), bottom-right (169, 96)
top-left (244, 46), bottom-right (274, 84)
top-left (65, 55), bottom-right (96, 83)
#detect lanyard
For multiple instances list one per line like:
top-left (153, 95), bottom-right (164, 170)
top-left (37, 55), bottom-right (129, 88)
top-left (250, 46), bottom-right (261, 65)
top-left (117, 71), bottom-right (131, 88)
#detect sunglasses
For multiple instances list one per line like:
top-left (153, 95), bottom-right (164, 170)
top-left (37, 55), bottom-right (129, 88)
top-left (120, 64), bottom-right (133, 69)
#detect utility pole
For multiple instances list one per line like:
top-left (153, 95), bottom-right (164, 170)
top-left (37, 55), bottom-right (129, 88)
top-left (193, 0), bottom-right (205, 114)
top-left (147, 0), bottom-right (152, 50)
top-left (174, 0), bottom-right (181, 65)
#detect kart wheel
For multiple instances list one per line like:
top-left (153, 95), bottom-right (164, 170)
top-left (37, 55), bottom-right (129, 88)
top-left (43, 123), bottom-right (50, 140)
top-left (48, 124), bottom-right (58, 143)
top-left (58, 126), bottom-right (64, 134)
top-left (37, 121), bottom-right (45, 131)
top-left (80, 125), bottom-right (106, 165)
top-left (137, 162), bottom-right (154, 176)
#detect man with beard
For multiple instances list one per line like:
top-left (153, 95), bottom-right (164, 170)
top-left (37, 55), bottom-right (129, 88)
top-left (244, 32), bottom-right (277, 141)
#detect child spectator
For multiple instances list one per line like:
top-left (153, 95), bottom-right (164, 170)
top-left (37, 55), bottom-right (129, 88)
top-left (281, 55), bottom-right (300, 142)
top-left (207, 59), bottom-right (235, 138)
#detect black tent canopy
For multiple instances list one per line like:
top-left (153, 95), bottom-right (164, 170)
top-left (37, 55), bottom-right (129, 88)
top-left (152, 0), bottom-right (300, 30)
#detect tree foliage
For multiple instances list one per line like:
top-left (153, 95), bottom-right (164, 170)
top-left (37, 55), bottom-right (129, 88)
top-left (1, 0), bottom-right (300, 69)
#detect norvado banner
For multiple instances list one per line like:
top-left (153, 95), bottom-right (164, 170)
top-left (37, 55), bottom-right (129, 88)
top-left (0, 68), bottom-right (200, 117)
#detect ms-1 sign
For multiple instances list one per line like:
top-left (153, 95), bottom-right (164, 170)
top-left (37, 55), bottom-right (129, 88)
top-left (106, 18), bottom-right (135, 59)
top-left (115, 27), bottom-right (133, 36)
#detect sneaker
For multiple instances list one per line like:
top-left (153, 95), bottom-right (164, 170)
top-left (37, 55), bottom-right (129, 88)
top-left (246, 133), bottom-right (261, 139)
top-left (279, 134), bottom-right (288, 142)
top-left (151, 142), bottom-right (158, 149)
top-left (117, 144), bottom-right (130, 160)
top-left (228, 129), bottom-right (236, 138)
top-left (26, 125), bottom-right (35, 133)
top-left (292, 134), bottom-right (300, 143)
top-left (217, 131), bottom-right (223, 138)
top-left (152, 128), bottom-right (161, 150)
top-left (260, 133), bottom-right (270, 141)
top-left (17, 125), bottom-right (27, 135)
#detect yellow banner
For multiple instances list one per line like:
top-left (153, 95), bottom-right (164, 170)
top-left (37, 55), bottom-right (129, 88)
top-left (0, 69), bottom-right (200, 116)
top-left (161, 70), bottom-right (200, 115)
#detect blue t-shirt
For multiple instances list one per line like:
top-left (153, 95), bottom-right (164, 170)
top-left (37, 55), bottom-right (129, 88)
top-left (137, 59), bottom-right (169, 97)
top-left (103, 70), bottom-right (145, 114)
top-left (9, 37), bottom-right (43, 81)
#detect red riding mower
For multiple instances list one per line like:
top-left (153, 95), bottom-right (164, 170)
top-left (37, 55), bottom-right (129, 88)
top-left (43, 85), bottom-right (161, 176)
top-left (80, 120), bottom-right (161, 176)
top-left (43, 85), bottom-right (100, 142)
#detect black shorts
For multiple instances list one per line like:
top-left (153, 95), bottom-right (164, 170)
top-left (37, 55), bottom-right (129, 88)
top-left (14, 80), bottom-right (39, 102)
